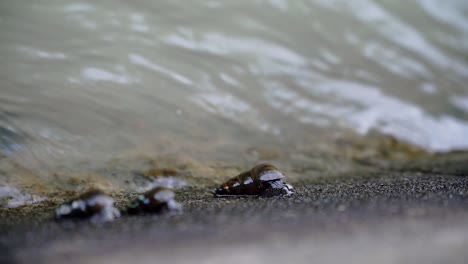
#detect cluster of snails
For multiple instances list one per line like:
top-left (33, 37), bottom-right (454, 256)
top-left (56, 163), bottom-right (294, 223)
top-left (55, 187), bottom-right (183, 223)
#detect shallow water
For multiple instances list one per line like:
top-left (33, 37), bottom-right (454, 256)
top-left (1, 1), bottom-right (468, 177)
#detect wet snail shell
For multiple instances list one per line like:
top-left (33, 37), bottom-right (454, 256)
top-left (55, 189), bottom-right (120, 223)
top-left (214, 163), bottom-right (294, 197)
top-left (127, 186), bottom-right (182, 215)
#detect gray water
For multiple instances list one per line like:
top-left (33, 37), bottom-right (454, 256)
top-left (1, 0), bottom-right (468, 171)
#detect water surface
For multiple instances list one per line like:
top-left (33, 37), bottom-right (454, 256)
top-left (1, 0), bottom-right (468, 178)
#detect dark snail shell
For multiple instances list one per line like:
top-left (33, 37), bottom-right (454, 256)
top-left (214, 163), bottom-right (294, 197)
top-left (127, 186), bottom-right (182, 215)
top-left (55, 189), bottom-right (120, 223)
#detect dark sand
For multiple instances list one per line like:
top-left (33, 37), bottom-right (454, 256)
top-left (1, 151), bottom-right (468, 264)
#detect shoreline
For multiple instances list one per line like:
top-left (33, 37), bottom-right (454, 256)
top-left (1, 152), bottom-right (467, 263)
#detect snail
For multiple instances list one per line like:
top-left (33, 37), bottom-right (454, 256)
top-left (127, 187), bottom-right (182, 215)
top-left (55, 189), bottom-right (120, 223)
top-left (214, 163), bottom-right (294, 197)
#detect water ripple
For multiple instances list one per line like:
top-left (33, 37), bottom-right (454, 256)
top-left (129, 54), bottom-right (193, 86)
top-left (81, 67), bottom-right (137, 84)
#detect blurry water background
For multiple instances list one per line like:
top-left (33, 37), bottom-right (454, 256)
top-left (1, 0), bottom-right (468, 176)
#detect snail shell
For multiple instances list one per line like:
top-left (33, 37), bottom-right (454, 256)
top-left (127, 186), bottom-right (182, 214)
top-left (214, 163), bottom-right (293, 197)
top-left (55, 189), bottom-right (120, 223)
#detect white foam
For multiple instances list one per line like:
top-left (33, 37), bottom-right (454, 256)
top-left (317, 0), bottom-right (468, 77)
top-left (191, 93), bottom-right (250, 118)
top-left (63, 3), bottom-right (95, 13)
top-left (81, 67), bottom-right (136, 84)
top-left (0, 185), bottom-right (47, 208)
top-left (18, 46), bottom-right (67, 60)
top-left (138, 177), bottom-right (188, 192)
top-left (312, 80), bottom-right (468, 152)
top-left (419, 0), bottom-right (468, 34)
top-left (129, 54), bottom-right (193, 85)
top-left (163, 31), bottom-right (306, 66)
top-left (267, 79), bottom-right (468, 152)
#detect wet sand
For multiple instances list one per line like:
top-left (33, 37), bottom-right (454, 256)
top-left (1, 151), bottom-right (467, 264)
